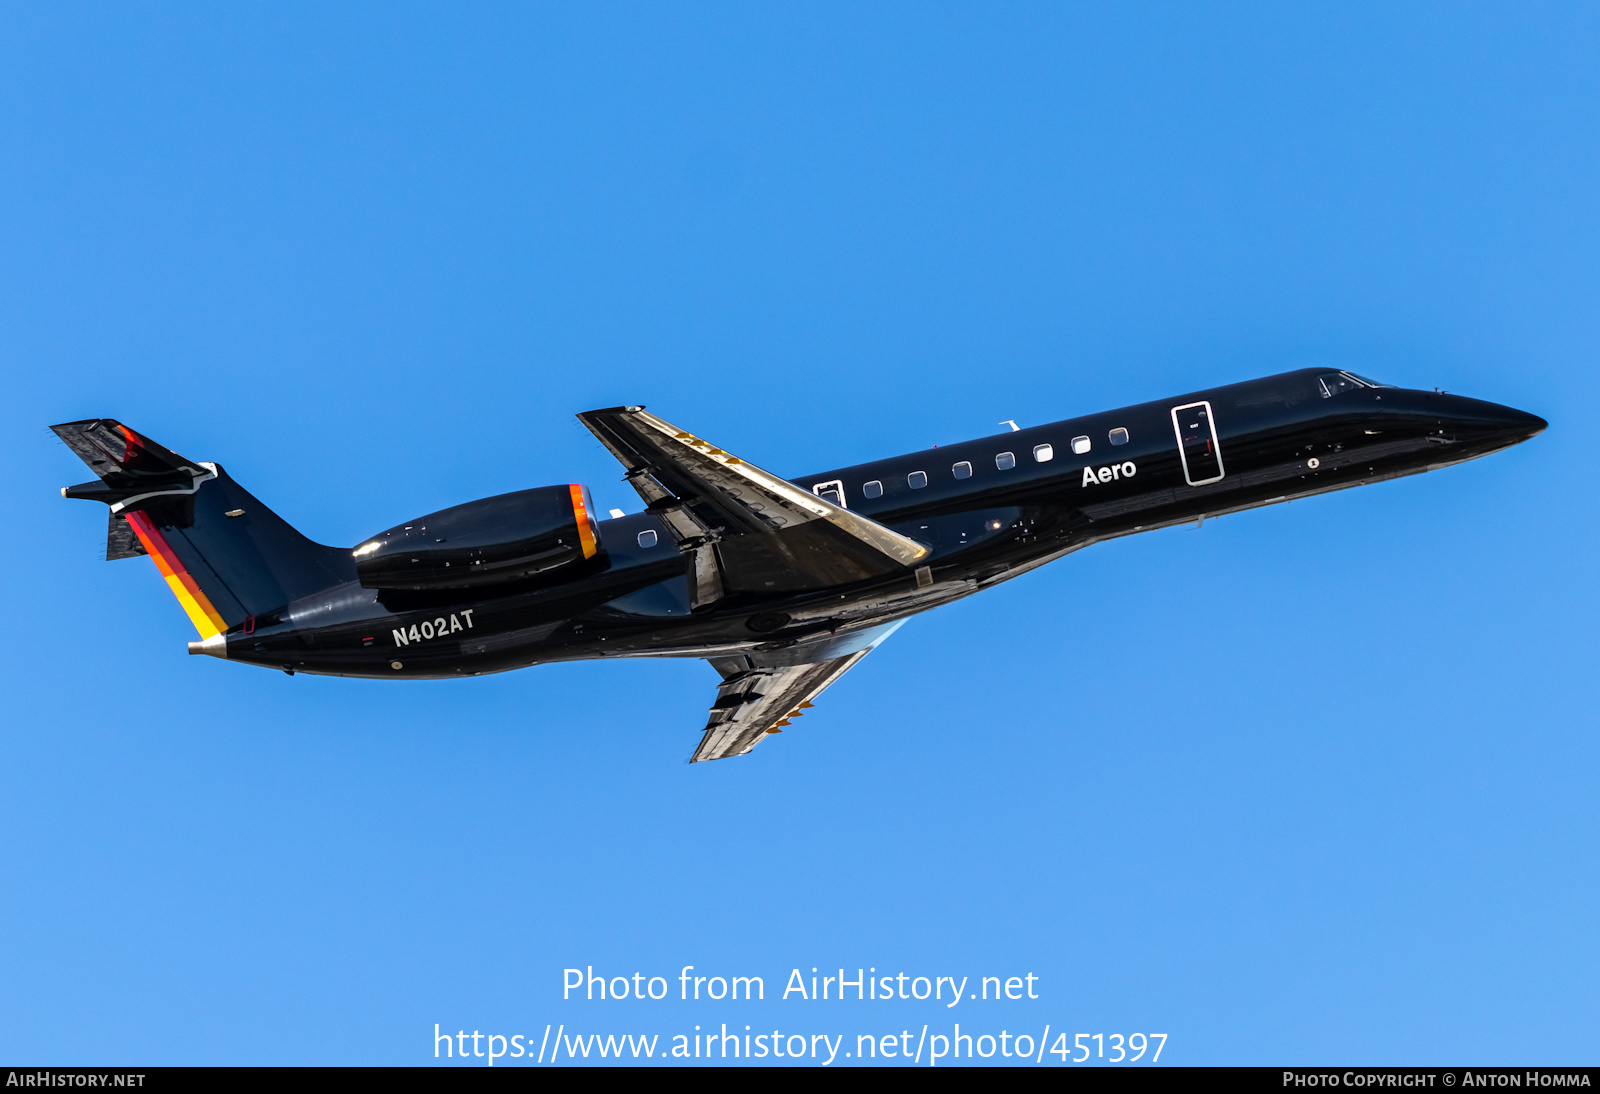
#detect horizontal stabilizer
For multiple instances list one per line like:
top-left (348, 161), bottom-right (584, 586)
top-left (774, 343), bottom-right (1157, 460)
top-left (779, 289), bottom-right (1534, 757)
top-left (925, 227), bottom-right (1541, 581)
top-left (51, 419), bottom-right (205, 483)
top-left (106, 511), bottom-right (145, 561)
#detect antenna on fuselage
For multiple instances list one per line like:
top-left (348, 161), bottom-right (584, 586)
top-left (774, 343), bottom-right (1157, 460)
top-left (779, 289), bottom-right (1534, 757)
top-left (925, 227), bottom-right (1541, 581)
top-left (1000, 420), bottom-right (1020, 432)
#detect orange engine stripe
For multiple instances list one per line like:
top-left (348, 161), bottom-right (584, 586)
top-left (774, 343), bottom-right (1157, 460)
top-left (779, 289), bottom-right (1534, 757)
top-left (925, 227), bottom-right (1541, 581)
top-left (569, 484), bottom-right (598, 559)
top-left (126, 511), bottom-right (227, 638)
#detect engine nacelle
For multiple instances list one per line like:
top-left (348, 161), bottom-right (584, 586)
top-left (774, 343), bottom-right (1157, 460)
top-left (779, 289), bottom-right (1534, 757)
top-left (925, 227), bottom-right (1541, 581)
top-left (354, 484), bottom-right (601, 591)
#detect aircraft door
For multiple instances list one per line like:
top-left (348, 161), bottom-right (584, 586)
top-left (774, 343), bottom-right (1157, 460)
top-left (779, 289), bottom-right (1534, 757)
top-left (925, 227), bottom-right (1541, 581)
top-left (1170, 401), bottom-right (1225, 485)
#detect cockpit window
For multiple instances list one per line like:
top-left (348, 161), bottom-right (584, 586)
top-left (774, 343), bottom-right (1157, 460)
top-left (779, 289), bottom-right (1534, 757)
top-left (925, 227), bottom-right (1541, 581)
top-left (1342, 371), bottom-right (1393, 388)
top-left (1317, 372), bottom-right (1364, 398)
top-left (1319, 370), bottom-right (1394, 396)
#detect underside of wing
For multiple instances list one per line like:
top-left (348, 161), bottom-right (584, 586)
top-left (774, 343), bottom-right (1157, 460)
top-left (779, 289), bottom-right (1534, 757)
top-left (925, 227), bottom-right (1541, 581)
top-left (577, 406), bottom-right (928, 605)
top-left (692, 649), bottom-right (873, 762)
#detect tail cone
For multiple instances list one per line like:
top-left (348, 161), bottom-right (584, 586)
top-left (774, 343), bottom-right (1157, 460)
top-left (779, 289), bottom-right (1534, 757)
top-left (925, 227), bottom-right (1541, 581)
top-left (187, 633), bottom-right (228, 659)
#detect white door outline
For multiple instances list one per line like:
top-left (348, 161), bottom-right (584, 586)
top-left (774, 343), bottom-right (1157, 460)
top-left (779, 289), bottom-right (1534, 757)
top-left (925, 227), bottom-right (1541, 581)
top-left (1170, 401), bottom-right (1226, 486)
top-left (812, 479), bottom-right (847, 509)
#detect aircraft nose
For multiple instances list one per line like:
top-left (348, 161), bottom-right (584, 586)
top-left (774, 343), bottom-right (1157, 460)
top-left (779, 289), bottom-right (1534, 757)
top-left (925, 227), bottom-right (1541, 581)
top-left (1490, 403), bottom-right (1547, 441)
top-left (1443, 395), bottom-right (1546, 447)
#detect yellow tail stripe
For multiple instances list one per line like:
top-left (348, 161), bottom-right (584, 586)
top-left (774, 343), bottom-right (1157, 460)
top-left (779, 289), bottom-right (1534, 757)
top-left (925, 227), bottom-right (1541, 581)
top-left (162, 572), bottom-right (226, 638)
top-left (127, 513), bottom-right (227, 639)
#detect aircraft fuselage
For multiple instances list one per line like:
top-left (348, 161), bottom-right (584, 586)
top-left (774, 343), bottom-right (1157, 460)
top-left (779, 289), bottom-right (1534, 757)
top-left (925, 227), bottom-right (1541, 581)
top-left (217, 367), bottom-right (1543, 680)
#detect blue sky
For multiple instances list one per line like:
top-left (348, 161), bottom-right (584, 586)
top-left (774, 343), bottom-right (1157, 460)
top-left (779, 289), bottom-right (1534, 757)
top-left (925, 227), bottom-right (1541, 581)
top-left (1, 2), bottom-right (1595, 1066)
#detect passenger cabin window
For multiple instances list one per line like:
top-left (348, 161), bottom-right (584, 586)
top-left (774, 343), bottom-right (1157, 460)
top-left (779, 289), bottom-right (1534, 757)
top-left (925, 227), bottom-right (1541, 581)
top-left (952, 461), bottom-right (972, 480)
top-left (996, 451), bottom-right (1016, 470)
top-left (863, 479), bottom-right (884, 499)
top-left (908, 471), bottom-right (928, 489)
top-left (812, 479), bottom-right (846, 508)
top-left (1071, 435), bottom-right (1091, 454)
top-left (1317, 372), bottom-right (1363, 398)
top-left (1033, 444), bottom-right (1054, 463)
top-left (1109, 427), bottom-right (1129, 446)
top-left (637, 529), bottom-right (658, 548)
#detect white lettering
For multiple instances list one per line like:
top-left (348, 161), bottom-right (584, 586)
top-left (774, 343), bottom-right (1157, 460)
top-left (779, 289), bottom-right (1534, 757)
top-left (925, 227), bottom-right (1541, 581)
top-left (946, 975), bottom-right (968, 1008)
top-left (394, 612), bottom-right (478, 648)
top-left (1081, 460), bottom-right (1138, 487)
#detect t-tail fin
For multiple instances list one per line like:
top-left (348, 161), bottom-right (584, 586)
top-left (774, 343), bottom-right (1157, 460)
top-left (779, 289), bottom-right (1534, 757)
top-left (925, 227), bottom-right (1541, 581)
top-left (52, 419), bottom-right (355, 639)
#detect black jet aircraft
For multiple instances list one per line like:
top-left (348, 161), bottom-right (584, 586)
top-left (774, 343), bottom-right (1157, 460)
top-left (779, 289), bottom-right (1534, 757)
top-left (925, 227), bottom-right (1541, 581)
top-left (53, 368), bottom-right (1543, 762)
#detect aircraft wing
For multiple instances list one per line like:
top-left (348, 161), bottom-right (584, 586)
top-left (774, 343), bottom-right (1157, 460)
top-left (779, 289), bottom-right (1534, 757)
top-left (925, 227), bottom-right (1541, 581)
top-left (693, 649), bottom-right (872, 762)
top-left (690, 619), bottom-right (905, 762)
top-left (577, 406), bottom-right (929, 606)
